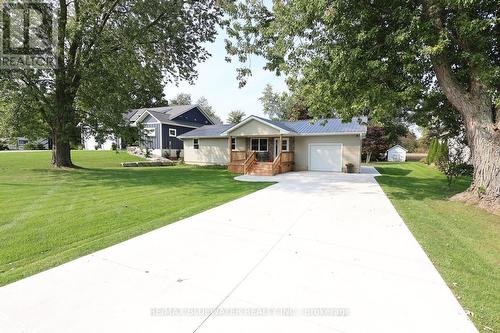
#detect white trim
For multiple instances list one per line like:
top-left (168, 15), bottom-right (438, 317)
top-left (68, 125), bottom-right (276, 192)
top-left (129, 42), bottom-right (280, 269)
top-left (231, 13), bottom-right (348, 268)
top-left (160, 123), bottom-right (163, 149)
top-left (274, 138), bottom-right (289, 156)
top-left (169, 128), bottom-right (177, 137)
top-left (308, 143), bottom-right (343, 172)
top-left (250, 138), bottom-right (269, 152)
top-left (387, 144), bottom-right (408, 152)
top-left (221, 116), bottom-right (291, 135)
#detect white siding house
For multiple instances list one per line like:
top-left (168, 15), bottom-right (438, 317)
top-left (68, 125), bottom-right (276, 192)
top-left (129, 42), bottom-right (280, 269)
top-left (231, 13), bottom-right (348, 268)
top-left (387, 145), bottom-right (407, 162)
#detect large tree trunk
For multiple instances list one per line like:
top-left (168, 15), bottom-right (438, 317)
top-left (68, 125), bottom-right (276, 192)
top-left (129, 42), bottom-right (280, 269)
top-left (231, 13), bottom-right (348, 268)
top-left (426, 2), bottom-right (500, 213)
top-left (52, 132), bottom-right (73, 167)
top-left (433, 60), bottom-right (500, 213)
top-left (459, 109), bottom-right (500, 211)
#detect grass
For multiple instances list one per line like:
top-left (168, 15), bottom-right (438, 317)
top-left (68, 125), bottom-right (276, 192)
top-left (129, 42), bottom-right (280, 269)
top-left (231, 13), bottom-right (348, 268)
top-left (0, 150), bottom-right (272, 286)
top-left (373, 162), bottom-right (499, 332)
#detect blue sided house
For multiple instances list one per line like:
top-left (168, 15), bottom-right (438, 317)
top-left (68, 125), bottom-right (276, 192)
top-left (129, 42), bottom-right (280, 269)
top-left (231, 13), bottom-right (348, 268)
top-left (126, 105), bottom-right (218, 157)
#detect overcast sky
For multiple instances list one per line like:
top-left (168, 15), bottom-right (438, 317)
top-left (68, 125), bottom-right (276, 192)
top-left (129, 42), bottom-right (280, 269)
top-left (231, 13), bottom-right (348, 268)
top-left (163, 28), bottom-right (288, 123)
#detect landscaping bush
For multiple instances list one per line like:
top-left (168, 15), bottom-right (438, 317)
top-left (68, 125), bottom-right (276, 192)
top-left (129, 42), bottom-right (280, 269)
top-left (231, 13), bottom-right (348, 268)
top-left (24, 142), bottom-right (46, 150)
top-left (0, 140), bottom-right (9, 150)
top-left (111, 142), bottom-right (117, 151)
top-left (426, 138), bottom-right (439, 164)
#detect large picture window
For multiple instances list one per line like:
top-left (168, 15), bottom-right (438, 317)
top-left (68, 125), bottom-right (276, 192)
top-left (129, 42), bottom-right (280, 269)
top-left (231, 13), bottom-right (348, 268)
top-left (251, 138), bottom-right (268, 152)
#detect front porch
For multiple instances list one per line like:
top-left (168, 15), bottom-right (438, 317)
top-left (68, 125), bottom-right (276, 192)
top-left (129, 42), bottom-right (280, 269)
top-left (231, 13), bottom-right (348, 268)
top-left (227, 136), bottom-right (295, 176)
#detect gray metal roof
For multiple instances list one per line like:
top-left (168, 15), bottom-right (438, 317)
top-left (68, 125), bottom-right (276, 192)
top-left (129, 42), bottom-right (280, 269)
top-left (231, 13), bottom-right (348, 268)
top-left (178, 124), bottom-right (233, 138)
top-left (277, 116), bottom-right (367, 134)
top-left (179, 116), bottom-right (367, 138)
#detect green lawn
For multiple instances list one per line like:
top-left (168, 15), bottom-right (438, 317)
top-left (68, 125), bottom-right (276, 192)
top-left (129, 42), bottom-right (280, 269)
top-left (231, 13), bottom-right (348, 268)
top-left (0, 151), bottom-right (271, 286)
top-left (374, 162), bottom-right (499, 333)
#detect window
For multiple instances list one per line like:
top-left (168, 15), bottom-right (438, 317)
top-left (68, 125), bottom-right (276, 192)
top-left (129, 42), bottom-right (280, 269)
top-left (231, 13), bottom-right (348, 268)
top-left (193, 139), bottom-right (199, 149)
top-left (281, 138), bottom-right (289, 151)
top-left (250, 138), bottom-right (268, 152)
top-left (169, 128), bottom-right (177, 137)
top-left (231, 138), bottom-right (236, 150)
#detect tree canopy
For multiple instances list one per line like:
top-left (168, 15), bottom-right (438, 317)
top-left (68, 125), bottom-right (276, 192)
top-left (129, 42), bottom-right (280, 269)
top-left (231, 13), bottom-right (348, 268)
top-left (225, 0), bottom-right (499, 209)
top-left (0, 0), bottom-right (223, 166)
top-left (227, 109), bottom-right (246, 124)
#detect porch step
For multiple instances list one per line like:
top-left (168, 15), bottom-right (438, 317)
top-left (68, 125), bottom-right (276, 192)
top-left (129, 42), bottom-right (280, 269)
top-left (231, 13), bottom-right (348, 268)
top-left (247, 162), bottom-right (274, 176)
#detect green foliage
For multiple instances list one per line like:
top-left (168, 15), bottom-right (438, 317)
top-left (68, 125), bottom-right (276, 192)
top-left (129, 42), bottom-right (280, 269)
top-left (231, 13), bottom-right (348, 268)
top-left (227, 110), bottom-right (246, 124)
top-left (426, 139), bottom-right (439, 164)
top-left (224, 0), bottom-right (498, 133)
top-left (258, 84), bottom-right (294, 120)
top-left (170, 93), bottom-right (193, 105)
top-left (23, 142), bottom-right (46, 150)
top-left (0, 0), bottom-right (224, 164)
top-left (435, 142), bottom-right (449, 166)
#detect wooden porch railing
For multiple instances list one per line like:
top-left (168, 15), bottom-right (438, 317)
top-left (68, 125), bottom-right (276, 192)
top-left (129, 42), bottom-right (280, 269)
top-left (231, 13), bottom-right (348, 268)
top-left (272, 152), bottom-right (282, 175)
top-left (243, 151), bottom-right (256, 174)
top-left (231, 150), bottom-right (248, 161)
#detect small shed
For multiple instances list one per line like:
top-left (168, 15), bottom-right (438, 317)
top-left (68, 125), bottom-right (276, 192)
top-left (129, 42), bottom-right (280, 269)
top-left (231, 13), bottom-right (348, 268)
top-left (387, 145), bottom-right (407, 162)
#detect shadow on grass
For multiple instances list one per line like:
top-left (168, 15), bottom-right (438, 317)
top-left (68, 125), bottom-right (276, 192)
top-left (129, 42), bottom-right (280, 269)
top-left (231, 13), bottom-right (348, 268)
top-left (376, 175), bottom-right (471, 201)
top-left (375, 167), bottom-right (412, 176)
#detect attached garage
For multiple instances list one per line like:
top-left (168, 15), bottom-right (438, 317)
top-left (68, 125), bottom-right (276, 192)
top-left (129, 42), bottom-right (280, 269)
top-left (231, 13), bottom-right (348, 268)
top-left (308, 143), bottom-right (343, 172)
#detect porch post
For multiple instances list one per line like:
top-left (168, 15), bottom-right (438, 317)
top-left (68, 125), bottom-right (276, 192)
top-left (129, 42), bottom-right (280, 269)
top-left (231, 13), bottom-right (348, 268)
top-left (228, 135), bottom-right (232, 163)
top-left (278, 135), bottom-right (283, 155)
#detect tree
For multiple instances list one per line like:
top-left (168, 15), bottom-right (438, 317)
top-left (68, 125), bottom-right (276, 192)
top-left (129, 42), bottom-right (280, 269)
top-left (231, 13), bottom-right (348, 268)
top-left (398, 132), bottom-right (418, 153)
top-left (258, 84), bottom-right (293, 120)
top-left (427, 138), bottom-right (439, 165)
top-left (362, 126), bottom-right (389, 163)
top-left (224, 1), bottom-right (499, 209)
top-left (0, 1), bottom-right (222, 167)
top-left (196, 96), bottom-right (222, 124)
top-left (227, 110), bottom-right (246, 124)
top-left (170, 93), bottom-right (193, 106)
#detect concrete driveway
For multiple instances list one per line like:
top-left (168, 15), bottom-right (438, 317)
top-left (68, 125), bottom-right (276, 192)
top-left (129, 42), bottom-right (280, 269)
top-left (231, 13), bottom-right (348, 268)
top-left (0, 168), bottom-right (477, 333)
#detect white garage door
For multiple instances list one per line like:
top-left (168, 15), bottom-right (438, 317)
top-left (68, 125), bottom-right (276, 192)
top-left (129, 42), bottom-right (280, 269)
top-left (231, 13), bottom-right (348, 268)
top-left (309, 143), bottom-right (342, 172)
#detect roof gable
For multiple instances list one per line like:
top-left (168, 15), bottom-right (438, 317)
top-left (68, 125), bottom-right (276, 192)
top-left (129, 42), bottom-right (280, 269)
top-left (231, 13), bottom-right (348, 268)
top-left (222, 116), bottom-right (291, 136)
top-left (387, 145), bottom-right (407, 152)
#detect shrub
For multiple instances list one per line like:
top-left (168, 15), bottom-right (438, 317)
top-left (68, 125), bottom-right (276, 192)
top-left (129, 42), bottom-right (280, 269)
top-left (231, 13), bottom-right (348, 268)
top-left (426, 138), bottom-right (439, 164)
top-left (435, 142), bottom-right (473, 187)
top-left (434, 142), bottom-right (449, 166)
top-left (111, 142), bottom-right (117, 151)
top-left (144, 148), bottom-right (151, 158)
top-left (0, 140), bottom-right (9, 150)
top-left (176, 150), bottom-right (181, 159)
top-left (24, 142), bottom-right (46, 150)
